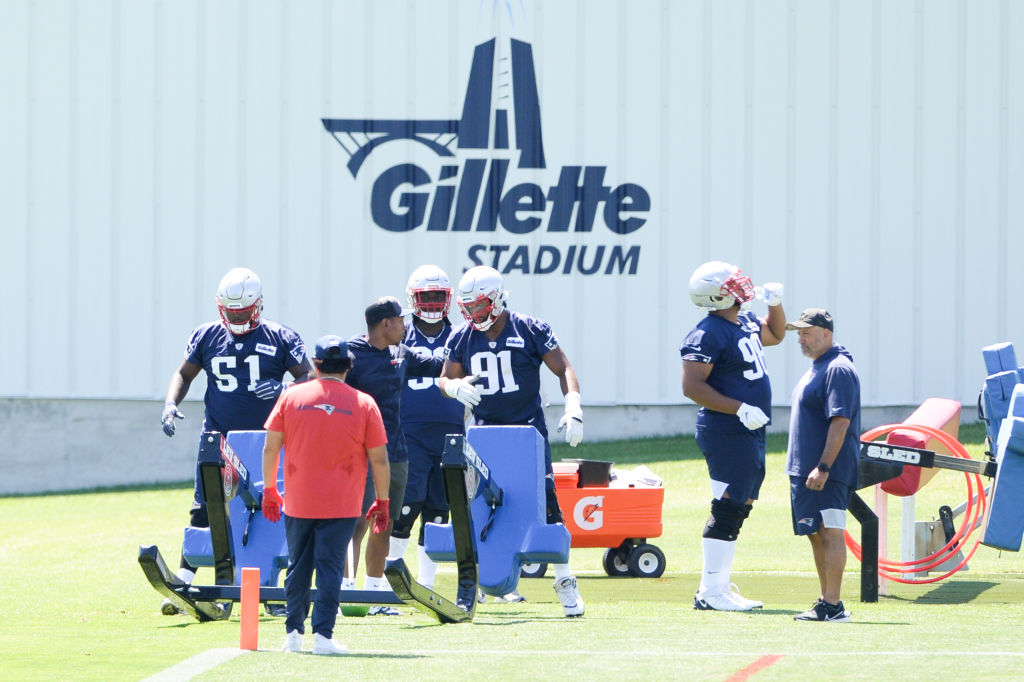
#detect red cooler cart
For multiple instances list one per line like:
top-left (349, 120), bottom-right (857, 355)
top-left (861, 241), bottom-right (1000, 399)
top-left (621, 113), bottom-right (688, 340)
top-left (521, 459), bottom-right (666, 578)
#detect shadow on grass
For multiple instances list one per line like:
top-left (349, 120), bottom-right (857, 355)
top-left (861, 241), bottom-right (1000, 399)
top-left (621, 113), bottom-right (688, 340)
top-left (912, 580), bottom-right (999, 605)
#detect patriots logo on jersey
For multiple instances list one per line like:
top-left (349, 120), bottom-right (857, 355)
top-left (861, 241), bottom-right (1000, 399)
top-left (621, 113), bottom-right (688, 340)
top-left (256, 343), bottom-right (277, 356)
top-left (544, 337), bottom-right (557, 351)
top-left (797, 517), bottom-right (815, 527)
top-left (506, 337), bottom-right (525, 348)
top-left (316, 403), bottom-right (335, 415)
top-left (290, 344), bottom-right (306, 363)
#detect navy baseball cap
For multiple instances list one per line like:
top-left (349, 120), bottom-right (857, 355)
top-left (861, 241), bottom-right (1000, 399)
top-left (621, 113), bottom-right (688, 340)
top-left (314, 335), bottom-right (354, 361)
top-left (786, 308), bottom-right (834, 331)
top-left (365, 296), bottom-right (411, 325)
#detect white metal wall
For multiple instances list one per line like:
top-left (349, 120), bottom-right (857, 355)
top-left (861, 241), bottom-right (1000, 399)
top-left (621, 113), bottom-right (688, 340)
top-left (1, 0), bottom-right (1021, 413)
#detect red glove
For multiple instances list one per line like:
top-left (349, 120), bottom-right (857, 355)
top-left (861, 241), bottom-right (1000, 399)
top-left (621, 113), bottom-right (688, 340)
top-left (365, 498), bottom-right (390, 534)
top-left (262, 487), bottom-right (284, 523)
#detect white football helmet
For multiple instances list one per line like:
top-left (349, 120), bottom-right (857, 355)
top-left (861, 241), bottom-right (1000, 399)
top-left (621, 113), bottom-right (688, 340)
top-left (688, 261), bottom-right (754, 310)
top-left (216, 267), bottom-right (263, 335)
top-left (406, 264), bottom-right (452, 322)
top-left (456, 265), bottom-right (509, 331)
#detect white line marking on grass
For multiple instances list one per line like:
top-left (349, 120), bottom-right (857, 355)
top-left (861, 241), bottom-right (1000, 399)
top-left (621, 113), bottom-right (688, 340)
top-left (143, 648), bottom-right (249, 681)
top-left (353, 649), bottom-right (1024, 658)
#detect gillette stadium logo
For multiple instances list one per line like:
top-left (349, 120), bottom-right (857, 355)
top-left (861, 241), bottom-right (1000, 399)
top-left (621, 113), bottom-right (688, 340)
top-left (322, 38), bottom-right (650, 276)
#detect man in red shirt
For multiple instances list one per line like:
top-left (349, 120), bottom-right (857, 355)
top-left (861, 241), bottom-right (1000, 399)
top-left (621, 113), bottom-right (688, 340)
top-left (262, 335), bottom-right (390, 655)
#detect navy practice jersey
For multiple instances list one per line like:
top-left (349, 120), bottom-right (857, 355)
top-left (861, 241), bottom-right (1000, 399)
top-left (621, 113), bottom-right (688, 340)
top-left (680, 310), bottom-right (772, 432)
top-left (786, 345), bottom-right (861, 488)
top-left (444, 311), bottom-right (558, 423)
top-left (345, 336), bottom-right (443, 462)
top-left (185, 320), bottom-right (307, 433)
top-left (401, 321), bottom-right (465, 426)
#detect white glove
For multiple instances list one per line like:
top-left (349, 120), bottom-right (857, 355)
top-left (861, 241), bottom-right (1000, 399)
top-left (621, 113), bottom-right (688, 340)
top-left (736, 402), bottom-right (769, 430)
top-left (254, 378), bottom-right (284, 400)
top-left (161, 401), bottom-right (184, 437)
top-left (443, 376), bottom-right (481, 408)
top-left (557, 391), bottom-right (584, 447)
top-left (760, 282), bottom-right (784, 307)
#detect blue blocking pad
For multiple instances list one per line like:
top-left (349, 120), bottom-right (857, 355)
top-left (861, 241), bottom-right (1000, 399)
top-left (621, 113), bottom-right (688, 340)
top-left (425, 426), bottom-right (570, 596)
top-left (982, 342), bottom-right (1018, 376)
top-left (182, 431), bottom-right (288, 586)
top-left (982, 371), bottom-right (1021, 446)
top-left (982, 416), bottom-right (1024, 551)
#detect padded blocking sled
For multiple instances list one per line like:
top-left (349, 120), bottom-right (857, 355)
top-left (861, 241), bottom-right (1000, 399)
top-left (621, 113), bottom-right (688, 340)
top-left (182, 431), bottom-right (289, 587)
top-left (982, 398), bottom-right (1024, 552)
top-left (880, 398), bottom-right (961, 497)
top-left (425, 426), bottom-right (570, 596)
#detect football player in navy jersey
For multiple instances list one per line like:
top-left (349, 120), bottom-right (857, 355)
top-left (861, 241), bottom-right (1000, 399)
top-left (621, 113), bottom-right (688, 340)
top-left (680, 261), bottom-right (786, 612)
top-left (343, 296), bottom-right (444, 614)
top-left (159, 267), bottom-right (311, 614)
top-left (386, 265), bottom-right (467, 594)
top-left (439, 265), bottom-right (586, 617)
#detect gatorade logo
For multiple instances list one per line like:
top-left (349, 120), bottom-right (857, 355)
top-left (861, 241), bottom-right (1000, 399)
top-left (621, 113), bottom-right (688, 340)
top-left (573, 495), bottom-right (604, 530)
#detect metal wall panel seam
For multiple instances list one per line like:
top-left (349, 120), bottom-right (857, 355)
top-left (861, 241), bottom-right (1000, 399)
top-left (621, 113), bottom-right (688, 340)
top-left (658, 0), bottom-right (671, 403)
top-left (997, 0), bottom-right (1009, 342)
top-left (700, 0), bottom-right (711, 263)
top-left (25, 0), bottom-right (36, 396)
top-left (743, 0), bottom-right (754, 273)
top-left (869, 0), bottom-right (881, 405)
top-left (152, 0), bottom-right (164, 398)
top-left (110, 0), bottom-right (122, 395)
top-left (912, 0), bottom-right (923, 399)
top-left (237, 0), bottom-right (248, 266)
top-left (69, 0), bottom-right (80, 397)
top-left (954, 0), bottom-right (966, 404)
top-left (616, 0), bottom-right (628, 402)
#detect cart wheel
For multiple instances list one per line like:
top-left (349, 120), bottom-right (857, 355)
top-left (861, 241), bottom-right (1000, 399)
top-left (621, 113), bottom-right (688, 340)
top-left (628, 544), bottom-right (666, 578)
top-left (520, 562), bottom-right (548, 578)
top-left (602, 544), bottom-right (632, 577)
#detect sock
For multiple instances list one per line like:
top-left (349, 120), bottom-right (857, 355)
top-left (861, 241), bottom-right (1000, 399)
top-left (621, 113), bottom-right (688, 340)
top-left (699, 538), bottom-right (734, 591)
top-left (552, 562), bottom-right (573, 581)
top-left (417, 544), bottom-right (438, 590)
top-left (176, 567), bottom-right (196, 584)
top-left (341, 577), bottom-right (355, 590)
top-left (364, 575), bottom-right (384, 591)
top-left (388, 536), bottom-right (410, 562)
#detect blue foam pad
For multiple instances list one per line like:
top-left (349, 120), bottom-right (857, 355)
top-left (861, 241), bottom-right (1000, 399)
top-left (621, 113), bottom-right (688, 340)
top-left (982, 342), bottom-right (1018, 376)
top-left (982, 416), bottom-right (1024, 551)
top-left (425, 426), bottom-right (570, 595)
top-left (181, 431), bottom-right (288, 586)
top-left (982, 371), bottom-right (1021, 446)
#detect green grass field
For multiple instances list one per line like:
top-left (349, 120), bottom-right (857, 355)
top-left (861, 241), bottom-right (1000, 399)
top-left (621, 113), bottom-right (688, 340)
top-left (2, 423), bottom-right (1023, 681)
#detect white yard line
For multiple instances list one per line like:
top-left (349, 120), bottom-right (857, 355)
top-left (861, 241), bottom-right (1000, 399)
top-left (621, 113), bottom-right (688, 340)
top-left (143, 648), bottom-right (249, 681)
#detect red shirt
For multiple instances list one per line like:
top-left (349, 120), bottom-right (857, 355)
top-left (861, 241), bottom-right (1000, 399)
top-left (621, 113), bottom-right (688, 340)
top-left (265, 378), bottom-right (387, 518)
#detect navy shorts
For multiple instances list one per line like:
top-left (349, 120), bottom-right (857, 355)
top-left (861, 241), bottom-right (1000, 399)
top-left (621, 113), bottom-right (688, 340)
top-left (790, 476), bottom-right (851, 535)
top-left (404, 422), bottom-right (463, 510)
top-left (695, 426), bottom-right (766, 502)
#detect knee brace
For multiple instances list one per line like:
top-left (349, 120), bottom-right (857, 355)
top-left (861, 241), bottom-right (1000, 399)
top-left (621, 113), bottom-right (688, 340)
top-left (702, 498), bottom-right (748, 541)
top-left (416, 507), bottom-right (449, 545)
top-left (392, 501), bottom-right (423, 540)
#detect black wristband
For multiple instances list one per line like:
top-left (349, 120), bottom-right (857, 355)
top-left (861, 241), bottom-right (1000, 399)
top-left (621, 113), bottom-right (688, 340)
top-left (817, 462), bottom-right (831, 473)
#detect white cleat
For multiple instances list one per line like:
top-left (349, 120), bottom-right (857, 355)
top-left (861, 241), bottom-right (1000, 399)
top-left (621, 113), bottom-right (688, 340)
top-left (312, 633), bottom-right (347, 655)
top-left (693, 585), bottom-right (750, 612)
top-left (729, 583), bottom-right (764, 609)
top-left (553, 576), bottom-right (585, 617)
top-left (281, 630), bottom-right (303, 653)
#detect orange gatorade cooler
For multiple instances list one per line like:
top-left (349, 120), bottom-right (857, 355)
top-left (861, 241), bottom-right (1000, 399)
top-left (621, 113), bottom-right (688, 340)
top-left (549, 460), bottom-right (666, 578)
